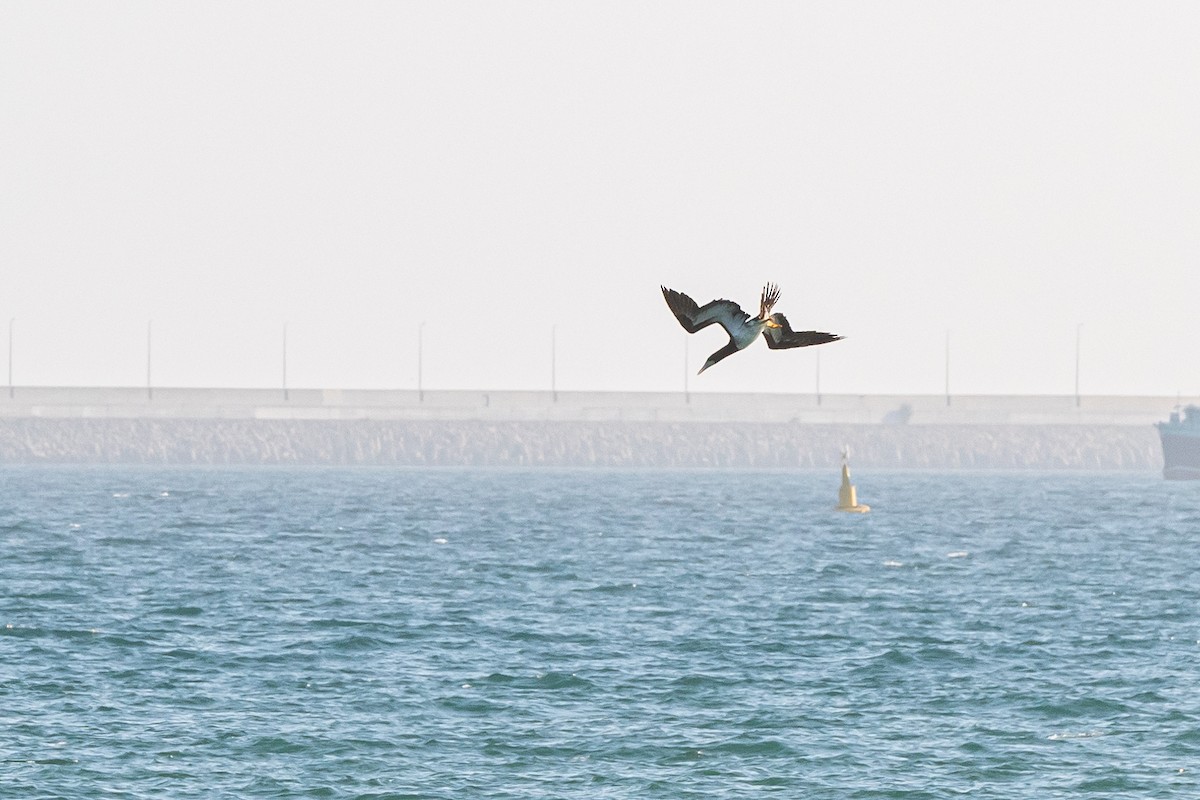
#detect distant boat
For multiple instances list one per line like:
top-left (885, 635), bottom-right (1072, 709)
top-left (1157, 406), bottom-right (1200, 479)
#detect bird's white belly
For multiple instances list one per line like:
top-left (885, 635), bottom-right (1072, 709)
top-left (732, 322), bottom-right (764, 349)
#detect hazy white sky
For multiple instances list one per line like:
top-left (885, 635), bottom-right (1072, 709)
top-left (4, 2), bottom-right (1199, 396)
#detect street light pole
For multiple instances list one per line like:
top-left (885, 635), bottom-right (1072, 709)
top-left (147, 320), bottom-right (153, 400)
top-left (683, 335), bottom-right (689, 403)
top-left (816, 350), bottom-right (822, 405)
top-left (282, 322), bottom-right (289, 402)
top-left (944, 329), bottom-right (950, 407)
top-left (418, 321), bottom-right (425, 402)
top-left (1075, 323), bottom-right (1082, 407)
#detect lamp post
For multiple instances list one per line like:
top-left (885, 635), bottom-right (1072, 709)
top-left (418, 321), bottom-right (425, 402)
top-left (1075, 323), bottom-right (1082, 407)
top-left (944, 329), bottom-right (950, 407)
top-left (282, 322), bottom-right (289, 401)
top-left (147, 320), bottom-right (153, 400)
top-left (815, 349), bottom-right (822, 405)
top-left (683, 334), bottom-right (689, 404)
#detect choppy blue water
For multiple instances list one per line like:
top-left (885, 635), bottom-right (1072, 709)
top-left (3, 467), bottom-right (1200, 798)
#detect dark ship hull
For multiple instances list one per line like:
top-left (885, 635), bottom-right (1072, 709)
top-left (1157, 407), bottom-right (1200, 479)
top-left (1159, 431), bottom-right (1200, 479)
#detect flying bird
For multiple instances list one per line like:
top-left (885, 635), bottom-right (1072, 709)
top-left (661, 283), bottom-right (842, 374)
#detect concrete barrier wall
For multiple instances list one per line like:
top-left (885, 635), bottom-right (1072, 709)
top-left (0, 418), bottom-right (1163, 469)
top-left (0, 387), bottom-right (1190, 425)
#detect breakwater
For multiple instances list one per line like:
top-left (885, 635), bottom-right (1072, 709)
top-left (0, 419), bottom-right (1162, 469)
top-left (1, 387), bottom-right (1191, 425)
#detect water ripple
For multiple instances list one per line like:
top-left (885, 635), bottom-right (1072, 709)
top-left (3, 467), bottom-right (1199, 797)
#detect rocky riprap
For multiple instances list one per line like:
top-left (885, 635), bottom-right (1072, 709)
top-left (0, 419), bottom-right (1161, 470)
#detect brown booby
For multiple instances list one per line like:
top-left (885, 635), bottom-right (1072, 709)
top-left (661, 283), bottom-right (842, 374)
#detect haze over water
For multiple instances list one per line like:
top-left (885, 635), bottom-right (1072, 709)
top-left (4, 466), bottom-right (1200, 797)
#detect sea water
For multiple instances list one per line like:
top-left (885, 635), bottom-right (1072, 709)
top-left (2, 467), bottom-right (1200, 798)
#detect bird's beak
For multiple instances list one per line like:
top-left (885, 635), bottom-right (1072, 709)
top-left (765, 319), bottom-right (782, 328)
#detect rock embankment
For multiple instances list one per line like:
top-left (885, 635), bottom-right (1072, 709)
top-left (0, 419), bottom-right (1162, 469)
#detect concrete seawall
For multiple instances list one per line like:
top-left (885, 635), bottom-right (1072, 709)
top-left (1, 387), bottom-right (1193, 425)
top-left (0, 419), bottom-right (1162, 470)
top-left (0, 388), bottom-right (1172, 469)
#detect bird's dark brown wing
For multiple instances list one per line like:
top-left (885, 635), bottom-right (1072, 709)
top-left (761, 312), bottom-right (843, 349)
top-left (661, 286), bottom-right (750, 337)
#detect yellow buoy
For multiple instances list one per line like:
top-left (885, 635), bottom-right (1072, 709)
top-left (836, 447), bottom-right (870, 513)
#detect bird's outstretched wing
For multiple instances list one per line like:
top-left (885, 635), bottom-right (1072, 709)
top-left (661, 286), bottom-right (750, 337)
top-left (761, 313), bottom-right (843, 349)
